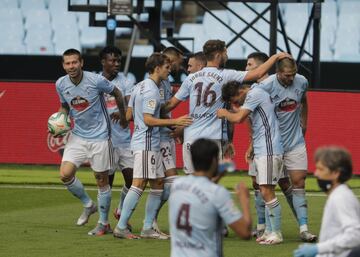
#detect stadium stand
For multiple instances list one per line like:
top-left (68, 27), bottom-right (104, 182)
top-left (0, 0), bottom-right (358, 63)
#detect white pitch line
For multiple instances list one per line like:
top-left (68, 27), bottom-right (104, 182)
top-left (2, 184), bottom-right (358, 197)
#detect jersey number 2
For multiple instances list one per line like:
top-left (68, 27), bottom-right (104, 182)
top-left (176, 204), bottom-right (192, 236)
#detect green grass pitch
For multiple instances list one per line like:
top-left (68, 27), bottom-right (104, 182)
top-left (1, 164), bottom-right (359, 257)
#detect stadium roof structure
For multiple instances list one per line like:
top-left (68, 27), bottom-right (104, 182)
top-left (68, 0), bottom-right (324, 87)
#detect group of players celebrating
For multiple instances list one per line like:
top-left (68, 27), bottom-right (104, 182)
top-left (55, 39), bottom-right (317, 255)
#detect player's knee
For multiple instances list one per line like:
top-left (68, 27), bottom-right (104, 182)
top-left (278, 177), bottom-right (291, 191)
top-left (94, 171), bottom-right (109, 187)
top-left (122, 168), bottom-right (133, 188)
top-left (132, 178), bottom-right (147, 189)
top-left (60, 172), bottom-right (74, 183)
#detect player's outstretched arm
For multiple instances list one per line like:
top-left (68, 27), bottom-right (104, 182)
top-left (161, 96), bottom-right (182, 114)
top-left (229, 182), bottom-right (252, 239)
top-left (110, 87), bottom-right (128, 128)
top-left (143, 113), bottom-right (192, 127)
top-left (217, 108), bottom-right (250, 124)
top-left (244, 52), bottom-right (292, 82)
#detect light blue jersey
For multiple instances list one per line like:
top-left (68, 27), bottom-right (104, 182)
top-left (159, 79), bottom-right (173, 142)
top-left (128, 78), bottom-right (161, 151)
top-left (104, 73), bottom-right (133, 148)
top-left (169, 175), bottom-right (242, 257)
top-left (257, 74), bottom-right (308, 151)
top-left (175, 67), bottom-right (247, 142)
top-left (55, 71), bottom-right (114, 141)
top-left (242, 86), bottom-right (283, 156)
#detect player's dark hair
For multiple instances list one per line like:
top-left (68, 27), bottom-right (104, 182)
top-left (191, 139), bottom-right (219, 172)
top-left (203, 40), bottom-right (226, 61)
top-left (162, 47), bottom-right (183, 58)
top-left (276, 57), bottom-right (297, 72)
top-left (247, 52), bottom-right (269, 64)
top-left (315, 147), bottom-right (353, 183)
top-left (222, 81), bottom-right (241, 103)
top-left (145, 52), bottom-right (169, 74)
top-left (189, 51), bottom-right (207, 66)
top-left (62, 48), bottom-right (82, 62)
top-left (99, 45), bottom-right (122, 60)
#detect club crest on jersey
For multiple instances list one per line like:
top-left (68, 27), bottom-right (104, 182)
top-left (147, 99), bottom-right (156, 110)
top-left (277, 97), bottom-right (297, 112)
top-left (105, 95), bottom-right (117, 109)
top-left (71, 96), bottom-right (90, 111)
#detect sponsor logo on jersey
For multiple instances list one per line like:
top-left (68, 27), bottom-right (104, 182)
top-left (191, 112), bottom-right (215, 119)
top-left (277, 98), bottom-right (297, 112)
top-left (71, 96), bottom-right (90, 111)
top-left (104, 94), bottom-right (117, 109)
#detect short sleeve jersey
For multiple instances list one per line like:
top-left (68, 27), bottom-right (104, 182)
top-left (242, 86), bottom-right (283, 156)
top-left (128, 78), bottom-right (161, 151)
top-left (257, 74), bottom-right (308, 151)
top-left (103, 73), bottom-right (133, 148)
top-left (169, 175), bottom-right (242, 257)
top-left (55, 71), bottom-right (114, 141)
top-left (159, 79), bottom-right (173, 142)
top-left (175, 67), bottom-right (247, 142)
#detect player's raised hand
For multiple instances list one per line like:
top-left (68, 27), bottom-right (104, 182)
top-left (174, 115), bottom-right (192, 127)
top-left (217, 108), bottom-right (229, 119)
top-left (276, 52), bottom-right (293, 60)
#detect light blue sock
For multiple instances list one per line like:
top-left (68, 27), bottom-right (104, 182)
top-left (143, 189), bottom-right (163, 230)
top-left (97, 185), bottom-right (111, 225)
top-left (283, 186), bottom-right (297, 221)
top-left (266, 198), bottom-right (282, 233)
top-left (118, 186), bottom-right (129, 212)
top-left (254, 190), bottom-right (266, 226)
top-left (293, 188), bottom-right (308, 228)
top-left (265, 206), bottom-right (272, 233)
top-left (117, 186), bottom-right (143, 230)
top-left (65, 177), bottom-right (92, 207)
top-left (156, 176), bottom-right (177, 219)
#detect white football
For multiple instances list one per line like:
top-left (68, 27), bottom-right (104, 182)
top-left (48, 112), bottom-right (70, 136)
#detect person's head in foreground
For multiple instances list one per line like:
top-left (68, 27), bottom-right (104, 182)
top-left (314, 146), bottom-right (352, 193)
top-left (294, 146), bottom-right (360, 257)
top-left (191, 138), bottom-right (219, 177)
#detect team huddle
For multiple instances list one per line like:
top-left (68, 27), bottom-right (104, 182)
top-left (55, 39), bottom-right (318, 255)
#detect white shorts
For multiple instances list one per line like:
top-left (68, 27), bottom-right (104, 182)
top-left (254, 155), bottom-right (284, 185)
top-left (283, 144), bottom-right (308, 172)
top-left (109, 147), bottom-right (134, 175)
top-left (160, 139), bottom-right (176, 171)
top-left (133, 150), bottom-right (164, 179)
top-left (62, 134), bottom-right (111, 172)
top-left (183, 139), bottom-right (223, 175)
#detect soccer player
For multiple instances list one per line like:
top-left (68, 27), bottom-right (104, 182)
top-left (169, 138), bottom-right (252, 257)
top-left (56, 48), bottom-right (127, 236)
top-left (113, 53), bottom-right (192, 239)
top-left (218, 80), bottom-right (284, 244)
top-left (153, 47), bottom-right (184, 234)
top-left (294, 147), bottom-right (360, 257)
top-left (99, 46), bottom-right (134, 224)
top-left (244, 52), bottom-right (297, 239)
top-left (187, 51), bottom-right (206, 74)
top-left (162, 39), bottom-right (289, 174)
top-left (256, 57), bottom-right (317, 242)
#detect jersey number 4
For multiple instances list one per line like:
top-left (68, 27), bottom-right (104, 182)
top-left (195, 82), bottom-right (216, 107)
top-left (176, 204), bottom-right (193, 236)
